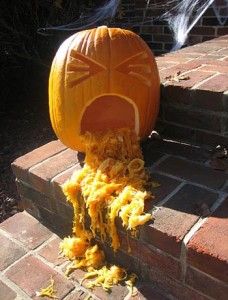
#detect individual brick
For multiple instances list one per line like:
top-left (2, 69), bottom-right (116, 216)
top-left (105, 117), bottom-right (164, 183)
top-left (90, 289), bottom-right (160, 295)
top-left (148, 267), bottom-right (209, 300)
top-left (19, 196), bottom-right (41, 220)
top-left (28, 148), bottom-right (78, 196)
top-left (199, 64), bottom-right (228, 74)
top-left (190, 26), bottom-right (215, 35)
top-left (162, 83), bottom-right (227, 112)
top-left (186, 266), bottom-right (228, 300)
top-left (56, 202), bottom-right (73, 222)
top-left (153, 34), bottom-right (173, 43)
top-left (196, 74), bottom-right (228, 92)
top-left (0, 281), bottom-right (17, 300)
top-left (217, 27), bottom-right (228, 36)
top-left (119, 232), bottom-right (181, 280)
top-left (155, 156), bottom-right (227, 189)
top-left (52, 163), bottom-right (83, 202)
top-left (195, 129), bottom-right (228, 148)
top-left (140, 184), bottom-right (218, 257)
top-left (103, 244), bottom-right (141, 275)
top-left (136, 283), bottom-right (169, 300)
top-left (0, 233), bottom-right (26, 271)
top-left (161, 84), bottom-right (193, 106)
top-left (6, 255), bottom-right (74, 299)
top-left (187, 197), bottom-right (228, 283)
top-left (11, 140), bottom-right (66, 182)
top-left (195, 58), bottom-right (228, 66)
top-left (156, 121), bottom-right (196, 143)
top-left (37, 236), bottom-right (66, 266)
top-left (190, 89), bottom-right (227, 112)
top-left (16, 180), bottom-right (54, 211)
top-left (37, 206), bottom-right (72, 237)
top-left (141, 25), bottom-right (163, 34)
top-left (143, 138), bottom-right (208, 162)
top-left (0, 211), bottom-right (52, 250)
top-left (163, 105), bottom-right (221, 133)
top-left (202, 17), bottom-right (221, 26)
top-left (145, 173), bottom-right (181, 209)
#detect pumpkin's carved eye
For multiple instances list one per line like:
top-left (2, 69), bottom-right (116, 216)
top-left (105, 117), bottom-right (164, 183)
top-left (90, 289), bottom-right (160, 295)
top-left (115, 51), bottom-right (152, 87)
top-left (66, 50), bottom-right (106, 88)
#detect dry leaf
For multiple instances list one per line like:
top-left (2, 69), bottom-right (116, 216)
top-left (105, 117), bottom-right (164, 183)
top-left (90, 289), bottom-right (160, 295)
top-left (165, 71), bottom-right (190, 83)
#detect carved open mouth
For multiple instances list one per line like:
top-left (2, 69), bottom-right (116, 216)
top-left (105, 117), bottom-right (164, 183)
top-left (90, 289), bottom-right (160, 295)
top-left (80, 94), bottom-right (139, 134)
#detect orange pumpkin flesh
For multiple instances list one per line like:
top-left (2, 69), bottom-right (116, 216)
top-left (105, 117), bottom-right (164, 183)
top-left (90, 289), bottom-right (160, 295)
top-left (49, 26), bottom-right (160, 152)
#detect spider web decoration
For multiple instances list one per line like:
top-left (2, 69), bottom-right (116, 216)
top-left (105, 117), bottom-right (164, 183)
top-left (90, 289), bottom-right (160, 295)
top-left (38, 0), bottom-right (227, 50)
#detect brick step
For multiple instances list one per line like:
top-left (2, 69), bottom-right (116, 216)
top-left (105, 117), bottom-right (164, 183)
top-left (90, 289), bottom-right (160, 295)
top-left (11, 139), bottom-right (228, 299)
top-left (155, 35), bottom-right (228, 147)
top-left (0, 212), bottom-right (169, 300)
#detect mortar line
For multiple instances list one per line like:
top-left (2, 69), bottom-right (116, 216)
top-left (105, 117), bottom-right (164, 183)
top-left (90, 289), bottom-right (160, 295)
top-left (160, 119), bottom-right (228, 136)
top-left (148, 154), bottom-right (170, 170)
top-left (44, 255), bottom-right (101, 300)
top-left (220, 55), bottom-right (228, 61)
top-left (50, 163), bottom-right (80, 183)
top-left (161, 138), bottom-right (201, 148)
top-left (0, 273), bottom-right (32, 300)
top-left (189, 265), bottom-right (228, 287)
top-left (184, 282), bottom-right (214, 300)
top-left (0, 228), bottom-right (29, 251)
top-left (33, 234), bottom-right (57, 252)
top-left (118, 232), bottom-right (180, 262)
top-left (153, 170), bottom-right (227, 195)
top-left (2, 252), bottom-right (31, 275)
top-left (0, 226), bottom-right (56, 263)
top-left (180, 193), bottom-right (227, 283)
top-left (192, 72), bottom-right (220, 90)
top-left (162, 64), bottom-right (205, 86)
top-left (155, 182), bottom-right (186, 207)
top-left (162, 101), bottom-right (228, 117)
top-left (151, 152), bottom-right (227, 187)
top-left (24, 146), bottom-right (67, 171)
top-left (28, 148), bottom-right (70, 172)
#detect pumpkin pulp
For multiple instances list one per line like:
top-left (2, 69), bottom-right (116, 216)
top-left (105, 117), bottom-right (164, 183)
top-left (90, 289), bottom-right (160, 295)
top-left (60, 128), bottom-right (153, 292)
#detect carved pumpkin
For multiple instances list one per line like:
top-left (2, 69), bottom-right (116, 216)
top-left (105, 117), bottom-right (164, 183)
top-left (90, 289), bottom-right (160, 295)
top-left (49, 26), bottom-right (160, 152)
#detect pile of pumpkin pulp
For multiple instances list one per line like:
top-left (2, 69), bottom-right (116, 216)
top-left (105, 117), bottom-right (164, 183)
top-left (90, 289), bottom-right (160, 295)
top-left (60, 128), bottom-right (154, 292)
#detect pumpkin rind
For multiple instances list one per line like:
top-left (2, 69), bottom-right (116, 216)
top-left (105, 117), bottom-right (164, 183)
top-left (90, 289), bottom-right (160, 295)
top-left (49, 26), bottom-right (160, 152)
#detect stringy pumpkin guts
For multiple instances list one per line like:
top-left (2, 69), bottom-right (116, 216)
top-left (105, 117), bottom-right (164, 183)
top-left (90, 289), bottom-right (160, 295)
top-left (61, 128), bottom-right (153, 292)
top-left (36, 277), bottom-right (57, 299)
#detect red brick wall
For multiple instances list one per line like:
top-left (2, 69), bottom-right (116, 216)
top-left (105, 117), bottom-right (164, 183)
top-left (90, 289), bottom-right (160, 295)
top-left (115, 0), bottom-right (228, 55)
top-left (156, 35), bottom-right (228, 146)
